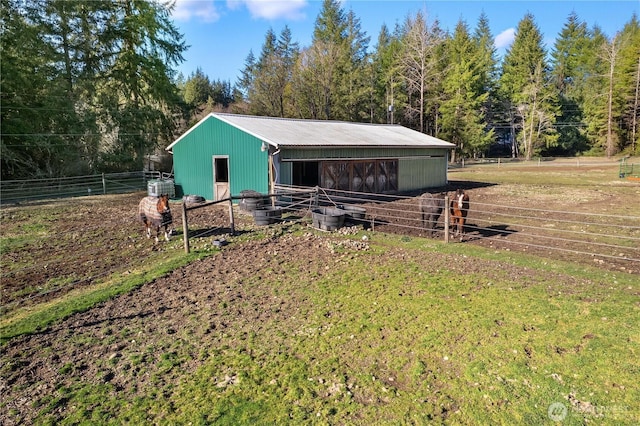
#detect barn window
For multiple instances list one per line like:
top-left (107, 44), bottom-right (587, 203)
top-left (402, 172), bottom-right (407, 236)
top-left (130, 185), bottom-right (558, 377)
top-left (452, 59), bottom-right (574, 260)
top-left (214, 157), bottom-right (229, 183)
top-left (321, 159), bottom-right (398, 193)
top-left (292, 161), bottom-right (319, 186)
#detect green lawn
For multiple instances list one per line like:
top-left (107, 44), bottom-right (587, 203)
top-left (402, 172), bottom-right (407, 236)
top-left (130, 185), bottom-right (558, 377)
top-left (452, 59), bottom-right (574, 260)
top-left (11, 231), bottom-right (637, 425)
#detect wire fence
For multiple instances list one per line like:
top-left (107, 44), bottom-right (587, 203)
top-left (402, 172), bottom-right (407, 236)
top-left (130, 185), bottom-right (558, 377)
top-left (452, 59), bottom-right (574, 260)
top-left (449, 157), bottom-right (623, 168)
top-left (272, 185), bottom-right (640, 270)
top-left (0, 171), bottom-right (166, 204)
top-left (2, 184), bottom-right (638, 313)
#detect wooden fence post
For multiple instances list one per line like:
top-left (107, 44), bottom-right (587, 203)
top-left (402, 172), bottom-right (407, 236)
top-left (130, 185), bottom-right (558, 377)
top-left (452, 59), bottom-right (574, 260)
top-left (444, 195), bottom-right (450, 244)
top-left (102, 173), bottom-right (106, 194)
top-left (228, 198), bottom-right (235, 235)
top-left (182, 202), bottom-right (190, 254)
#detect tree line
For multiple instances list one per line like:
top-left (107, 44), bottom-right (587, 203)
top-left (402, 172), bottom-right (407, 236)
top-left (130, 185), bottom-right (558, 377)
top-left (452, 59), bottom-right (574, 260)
top-left (1, 0), bottom-right (186, 179)
top-left (232, 1), bottom-right (639, 162)
top-left (2, 0), bottom-right (639, 180)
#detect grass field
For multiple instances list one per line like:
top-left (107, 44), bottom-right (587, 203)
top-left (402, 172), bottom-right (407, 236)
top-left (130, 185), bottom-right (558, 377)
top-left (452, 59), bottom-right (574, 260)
top-left (1, 159), bottom-right (639, 425)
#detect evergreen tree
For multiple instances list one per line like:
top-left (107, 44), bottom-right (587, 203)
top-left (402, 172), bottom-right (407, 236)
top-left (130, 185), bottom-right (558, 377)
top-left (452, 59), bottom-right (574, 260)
top-left (550, 12), bottom-right (592, 154)
top-left (247, 28), bottom-right (279, 115)
top-left (210, 79), bottom-right (235, 108)
top-left (581, 25), bottom-right (610, 154)
top-left (0, 0), bottom-right (107, 177)
top-left (238, 50), bottom-right (256, 100)
top-left (334, 9), bottom-right (371, 122)
top-left (183, 68), bottom-right (213, 106)
top-left (302, 0), bottom-right (349, 120)
top-left (1, 0), bottom-right (187, 177)
top-left (440, 20), bottom-right (493, 162)
top-left (98, 0), bottom-right (187, 171)
top-left (473, 12), bottom-right (502, 154)
top-left (313, 0), bottom-right (347, 45)
top-left (616, 15), bottom-right (640, 154)
top-left (499, 13), bottom-right (559, 159)
top-left (370, 24), bottom-right (405, 124)
top-left (248, 26), bottom-right (299, 117)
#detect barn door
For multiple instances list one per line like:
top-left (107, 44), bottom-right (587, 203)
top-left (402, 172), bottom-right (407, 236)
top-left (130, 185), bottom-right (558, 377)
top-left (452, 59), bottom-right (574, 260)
top-left (213, 156), bottom-right (230, 201)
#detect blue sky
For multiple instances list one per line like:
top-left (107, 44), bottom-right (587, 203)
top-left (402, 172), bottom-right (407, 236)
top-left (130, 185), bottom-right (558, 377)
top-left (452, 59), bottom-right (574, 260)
top-left (171, 0), bottom-right (639, 84)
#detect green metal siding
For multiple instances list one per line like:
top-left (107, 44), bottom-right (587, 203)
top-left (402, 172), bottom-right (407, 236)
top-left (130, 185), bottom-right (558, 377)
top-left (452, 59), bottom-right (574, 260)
top-left (278, 161), bottom-right (292, 186)
top-left (172, 116), bottom-right (269, 199)
top-left (398, 157), bottom-right (448, 191)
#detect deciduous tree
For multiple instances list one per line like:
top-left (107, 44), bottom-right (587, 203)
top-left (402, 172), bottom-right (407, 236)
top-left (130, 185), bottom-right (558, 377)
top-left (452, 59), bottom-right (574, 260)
top-left (440, 20), bottom-right (494, 162)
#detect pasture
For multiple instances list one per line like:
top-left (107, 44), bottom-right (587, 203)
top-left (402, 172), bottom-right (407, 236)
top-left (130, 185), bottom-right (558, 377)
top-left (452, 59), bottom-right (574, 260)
top-left (1, 159), bottom-right (639, 424)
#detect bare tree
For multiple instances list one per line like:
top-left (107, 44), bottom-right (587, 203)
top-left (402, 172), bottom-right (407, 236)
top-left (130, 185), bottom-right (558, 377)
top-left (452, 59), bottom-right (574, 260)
top-left (515, 63), bottom-right (559, 159)
top-left (400, 10), bottom-right (445, 133)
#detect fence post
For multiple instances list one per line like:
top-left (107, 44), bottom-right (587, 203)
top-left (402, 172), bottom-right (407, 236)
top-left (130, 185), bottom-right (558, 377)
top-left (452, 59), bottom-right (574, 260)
top-left (182, 202), bottom-right (190, 254)
top-left (444, 195), bottom-right (450, 243)
top-left (228, 198), bottom-right (235, 235)
top-left (102, 173), bottom-right (106, 194)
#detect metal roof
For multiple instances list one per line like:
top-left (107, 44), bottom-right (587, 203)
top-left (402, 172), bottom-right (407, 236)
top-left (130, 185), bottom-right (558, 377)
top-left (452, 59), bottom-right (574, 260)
top-left (167, 113), bottom-right (455, 150)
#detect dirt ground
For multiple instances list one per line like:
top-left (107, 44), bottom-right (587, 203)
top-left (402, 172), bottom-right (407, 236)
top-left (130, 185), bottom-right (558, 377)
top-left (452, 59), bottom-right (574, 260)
top-left (1, 177), bottom-right (639, 423)
top-left (361, 177), bottom-right (639, 275)
top-left (1, 177), bottom-right (638, 308)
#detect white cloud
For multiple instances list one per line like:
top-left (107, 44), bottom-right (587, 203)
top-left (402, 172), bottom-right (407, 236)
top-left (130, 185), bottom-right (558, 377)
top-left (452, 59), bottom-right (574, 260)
top-left (172, 0), bottom-right (221, 22)
top-left (228, 0), bottom-right (308, 20)
top-left (494, 28), bottom-right (516, 49)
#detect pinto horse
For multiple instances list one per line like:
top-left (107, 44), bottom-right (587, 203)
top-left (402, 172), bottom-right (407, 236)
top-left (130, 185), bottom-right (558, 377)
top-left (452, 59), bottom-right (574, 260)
top-left (138, 194), bottom-right (173, 242)
top-left (450, 189), bottom-right (470, 241)
top-left (419, 192), bottom-right (446, 236)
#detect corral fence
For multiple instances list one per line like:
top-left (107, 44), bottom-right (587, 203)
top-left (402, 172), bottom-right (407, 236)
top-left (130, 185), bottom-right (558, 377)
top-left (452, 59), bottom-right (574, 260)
top-left (0, 171), bottom-right (167, 204)
top-left (181, 184), bottom-right (640, 271)
top-left (180, 187), bottom-right (319, 253)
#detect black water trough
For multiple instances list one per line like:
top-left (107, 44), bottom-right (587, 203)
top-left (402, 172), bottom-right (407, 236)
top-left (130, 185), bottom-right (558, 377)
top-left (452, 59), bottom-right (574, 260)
top-left (239, 190), bottom-right (264, 212)
top-left (252, 206), bottom-right (282, 226)
top-left (312, 207), bottom-right (346, 231)
top-left (339, 205), bottom-right (367, 222)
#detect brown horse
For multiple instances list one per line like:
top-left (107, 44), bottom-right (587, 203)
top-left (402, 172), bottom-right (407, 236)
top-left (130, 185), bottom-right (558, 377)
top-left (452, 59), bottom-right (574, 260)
top-left (450, 189), bottom-right (469, 241)
top-left (138, 194), bottom-right (173, 242)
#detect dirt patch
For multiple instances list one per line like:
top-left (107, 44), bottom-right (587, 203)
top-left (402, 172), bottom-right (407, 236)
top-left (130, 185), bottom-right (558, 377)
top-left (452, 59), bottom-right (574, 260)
top-left (0, 233), bottom-right (336, 423)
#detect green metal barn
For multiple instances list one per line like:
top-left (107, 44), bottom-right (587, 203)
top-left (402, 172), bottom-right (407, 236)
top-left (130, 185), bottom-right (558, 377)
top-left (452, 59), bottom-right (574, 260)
top-left (166, 113), bottom-right (455, 200)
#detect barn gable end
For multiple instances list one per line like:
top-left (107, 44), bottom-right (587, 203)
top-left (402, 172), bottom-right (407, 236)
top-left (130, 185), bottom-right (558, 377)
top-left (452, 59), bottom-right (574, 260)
top-left (168, 115), bottom-right (269, 200)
